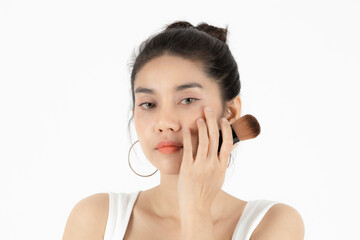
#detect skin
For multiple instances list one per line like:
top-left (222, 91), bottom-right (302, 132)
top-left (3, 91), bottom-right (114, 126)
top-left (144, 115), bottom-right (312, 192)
top-left (132, 54), bottom-right (241, 223)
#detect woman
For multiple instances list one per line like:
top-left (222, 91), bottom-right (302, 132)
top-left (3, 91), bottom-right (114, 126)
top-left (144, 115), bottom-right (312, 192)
top-left (62, 21), bottom-right (305, 240)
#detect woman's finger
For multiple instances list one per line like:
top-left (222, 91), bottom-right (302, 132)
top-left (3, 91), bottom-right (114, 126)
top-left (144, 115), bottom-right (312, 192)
top-left (218, 118), bottom-right (233, 167)
top-left (195, 117), bottom-right (208, 163)
top-left (203, 107), bottom-right (220, 161)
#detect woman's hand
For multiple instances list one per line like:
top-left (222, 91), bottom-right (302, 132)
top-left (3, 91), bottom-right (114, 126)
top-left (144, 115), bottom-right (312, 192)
top-left (177, 106), bottom-right (234, 217)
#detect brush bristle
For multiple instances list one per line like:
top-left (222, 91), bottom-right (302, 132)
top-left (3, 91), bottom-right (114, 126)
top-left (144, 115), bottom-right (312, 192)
top-left (243, 114), bottom-right (261, 137)
top-left (231, 114), bottom-right (261, 141)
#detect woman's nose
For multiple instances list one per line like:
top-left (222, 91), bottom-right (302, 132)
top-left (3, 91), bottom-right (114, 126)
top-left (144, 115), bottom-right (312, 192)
top-left (155, 108), bottom-right (180, 133)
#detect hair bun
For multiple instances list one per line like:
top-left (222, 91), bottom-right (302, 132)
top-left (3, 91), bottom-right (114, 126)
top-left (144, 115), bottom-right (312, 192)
top-left (164, 21), bottom-right (228, 43)
top-left (196, 22), bottom-right (228, 43)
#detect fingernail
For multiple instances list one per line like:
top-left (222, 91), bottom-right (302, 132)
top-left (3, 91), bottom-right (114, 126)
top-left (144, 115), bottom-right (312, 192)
top-left (221, 118), bottom-right (228, 123)
top-left (205, 107), bottom-right (213, 112)
top-left (198, 118), bottom-right (204, 122)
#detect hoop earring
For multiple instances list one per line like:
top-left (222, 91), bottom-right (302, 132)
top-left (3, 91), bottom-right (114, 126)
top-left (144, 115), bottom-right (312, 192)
top-left (128, 140), bottom-right (158, 177)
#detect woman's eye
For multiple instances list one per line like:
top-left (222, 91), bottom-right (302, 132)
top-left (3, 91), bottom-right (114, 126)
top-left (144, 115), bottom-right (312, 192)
top-left (181, 98), bottom-right (199, 104)
top-left (138, 102), bottom-right (155, 109)
top-left (138, 98), bottom-right (199, 110)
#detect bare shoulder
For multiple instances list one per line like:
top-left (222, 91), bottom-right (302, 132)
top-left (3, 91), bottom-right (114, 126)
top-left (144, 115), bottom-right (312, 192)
top-left (250, 203), bottom-right (305, 240)
top-left (62, 193), bottom-right (109, 240)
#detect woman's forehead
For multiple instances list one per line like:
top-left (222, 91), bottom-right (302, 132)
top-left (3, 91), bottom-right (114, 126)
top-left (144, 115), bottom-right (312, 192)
top-left (134, 81), bottom-right (204, 96)
top-left (134, 56), bottom-right (217, 91)
top-left (135, 55), bottom-right (207, 82)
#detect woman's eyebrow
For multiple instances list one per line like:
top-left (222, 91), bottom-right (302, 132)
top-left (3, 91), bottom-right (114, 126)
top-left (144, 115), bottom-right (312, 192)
top-left (135, 82), bottom-right (203, 94)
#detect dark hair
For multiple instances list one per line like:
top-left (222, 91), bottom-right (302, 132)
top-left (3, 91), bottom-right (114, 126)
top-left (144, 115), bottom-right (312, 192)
top-left (127, 21), bottom-right (241, 168)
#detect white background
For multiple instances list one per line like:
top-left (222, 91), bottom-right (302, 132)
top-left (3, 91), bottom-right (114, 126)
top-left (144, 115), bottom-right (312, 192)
top-left (1, 0), bottom-right (359, 239)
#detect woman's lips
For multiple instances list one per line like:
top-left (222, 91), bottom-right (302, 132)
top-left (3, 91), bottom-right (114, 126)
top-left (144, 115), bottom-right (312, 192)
top-left (156, 146), bottom-right (183, 154)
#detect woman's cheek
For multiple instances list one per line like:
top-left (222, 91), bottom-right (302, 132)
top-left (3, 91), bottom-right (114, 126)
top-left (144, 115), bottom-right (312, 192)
top-left (189, 103), bottom-right (206, 126)
top-left (183, 104), bottom-right (206, 146)
top-left (134, 108), bottom-right (154, 120)
top-left (134, 111), bottom-right (152, 132)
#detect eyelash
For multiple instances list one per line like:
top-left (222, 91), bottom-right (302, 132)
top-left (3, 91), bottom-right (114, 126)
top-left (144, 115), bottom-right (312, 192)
top-left (138, 98), bottom-right (200, 110)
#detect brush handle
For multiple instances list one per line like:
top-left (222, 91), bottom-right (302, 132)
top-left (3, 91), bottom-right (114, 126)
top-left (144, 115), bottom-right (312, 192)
top-left (217, 126), bottom-right (239, 154)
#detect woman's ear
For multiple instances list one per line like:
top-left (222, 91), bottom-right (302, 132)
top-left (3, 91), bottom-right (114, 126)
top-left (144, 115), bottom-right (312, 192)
top-left (225, 95), bottom-right (241, 125)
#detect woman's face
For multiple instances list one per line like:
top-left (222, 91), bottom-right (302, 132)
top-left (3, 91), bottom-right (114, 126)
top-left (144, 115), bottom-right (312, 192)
top-left (133, 54), bottom-right (226, 174)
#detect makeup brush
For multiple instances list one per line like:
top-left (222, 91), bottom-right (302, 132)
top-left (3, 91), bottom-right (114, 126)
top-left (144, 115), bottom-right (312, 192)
top-left (218, 114), bottom-right (261, 153)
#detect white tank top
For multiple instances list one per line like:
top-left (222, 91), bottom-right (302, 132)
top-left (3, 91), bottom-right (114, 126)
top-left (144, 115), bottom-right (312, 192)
top-left (103, 190), bottom-right (280, 240)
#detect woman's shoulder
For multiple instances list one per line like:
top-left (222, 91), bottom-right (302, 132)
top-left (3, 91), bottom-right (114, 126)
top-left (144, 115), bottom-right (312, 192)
top-left (62, 193), bottom-right (109, 240)
top-left (224, 192), bottom-right (304, 240)
top-left (250, 202), bottom-right (305, 240)
top-left (74, 192), bottom-right (109, 216)
top-left (81, 192), bottom-right (110, 211)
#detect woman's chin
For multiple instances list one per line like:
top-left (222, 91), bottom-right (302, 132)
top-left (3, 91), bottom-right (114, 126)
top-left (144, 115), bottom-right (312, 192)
top-left (157, 160), bottom-right (182, 174)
